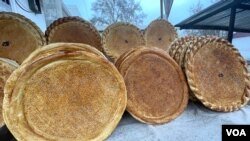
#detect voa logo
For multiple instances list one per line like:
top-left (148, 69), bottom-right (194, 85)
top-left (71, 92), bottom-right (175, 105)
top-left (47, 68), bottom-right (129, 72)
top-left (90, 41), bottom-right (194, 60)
top-left (226, 129), bottom-right (246, 136)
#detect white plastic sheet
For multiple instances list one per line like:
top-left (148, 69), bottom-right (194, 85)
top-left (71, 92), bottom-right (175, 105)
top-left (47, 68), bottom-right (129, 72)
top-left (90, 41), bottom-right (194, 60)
top-left (108, 102), bottom-right (250, 141)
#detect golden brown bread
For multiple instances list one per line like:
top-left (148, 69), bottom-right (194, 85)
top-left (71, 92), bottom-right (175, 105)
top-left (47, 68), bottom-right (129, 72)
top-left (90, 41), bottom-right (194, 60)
top-left (3, 43), bottom-right (127, 141)
top-left (185, 37), bottom-right (250, 111)
top-left (5, 12), bottom-right (45, 42)
top-left (22, 43), bottom-right (107, 65)
top-left (144, 19), bottom-right (177, 50)
top-left (168, 37), bottom-right (186, 58)
top-left (168, 37), bottom-right (197, 101)
top-left (168, 36), bottom-right (211, 102)
top-left (116, 47), bottom-right (188, 124)
top-left (115, 47), bottom-right (141, 71)
top-left (0, 58), bottom-right (18, 127)
top-left (0, 12), bottom-right (45, 64)
top-left (45, 17), bottom-right (102, 51)
top-left (102, 22), bottom-right (145, 61)
top-left (182, 36), bottom-right (207, 70)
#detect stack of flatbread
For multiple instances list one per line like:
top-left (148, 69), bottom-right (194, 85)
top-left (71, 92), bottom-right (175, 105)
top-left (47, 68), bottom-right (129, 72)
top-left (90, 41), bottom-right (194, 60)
top-left (116, 47), bottom-right (188, 124)
top-left (0, 12), bottom-right (45, 127)
top-left (1, 12), bottom-right (249, 140)
top-left (3, 43), bottom-right (127, 140)
top-left (101, 19), bottom-right (177, 62)
top-left (168, 36), bottom-right (250, 112)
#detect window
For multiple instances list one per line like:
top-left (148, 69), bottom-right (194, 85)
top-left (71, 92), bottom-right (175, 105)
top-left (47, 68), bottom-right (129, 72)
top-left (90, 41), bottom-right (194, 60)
top-left (2, 0), bottom-right (10, 5)
top-left (28, 0), bottom-right (41, 14)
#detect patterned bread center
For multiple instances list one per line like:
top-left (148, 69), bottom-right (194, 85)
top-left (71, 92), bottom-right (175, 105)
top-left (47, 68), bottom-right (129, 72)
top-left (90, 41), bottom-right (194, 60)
top-left (105, 26), bottom-right (143, 59)
top-left (125, 54), bottom-right (184, 119)
top-left (192, 44), bottom-right (245, 106)
top-left (24, 60), bottom-right (122, 139)
top-left (146, 22), bottom-right (176, 50)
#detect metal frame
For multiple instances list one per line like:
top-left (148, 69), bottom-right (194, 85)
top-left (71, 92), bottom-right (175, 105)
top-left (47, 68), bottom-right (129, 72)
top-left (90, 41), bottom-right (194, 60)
top-left (175, 0), bottom-right (250, 43)
top-left (228, 1), bottom-right (237, 42)
top-left (160, 0), bottom-right (163, 19)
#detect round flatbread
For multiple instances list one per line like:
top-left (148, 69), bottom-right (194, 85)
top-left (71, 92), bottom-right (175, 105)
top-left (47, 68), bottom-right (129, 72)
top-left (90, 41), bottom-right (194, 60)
top-left (22, 43), bottom-right (106, 65)
top-left (102, 22), bottom-right (145, 61)
top-left (46, 17), bottom-right (102, 51)
top-left (0, 58), bottom-right (18, 127)
top-left (116, 47), bottom-right (188, 124)
top-left (183, 36), bottom-right (207, 70)
top-left (168, 38), bottom-right (179, 57)
top-left (6, 12), bottom-right (45, 42)
top-left (169, 37), bottom-right (197, 101)
top-left (185, 37), bottom-right (250, 112)
top-left (0, 12), bottom-right (45, 64)
top-left (144, 19), bottom-right (177, 50)
top-left (3, 43), bottom-right (127, 141)
top-left (115, 48), bottom-right (140, 71)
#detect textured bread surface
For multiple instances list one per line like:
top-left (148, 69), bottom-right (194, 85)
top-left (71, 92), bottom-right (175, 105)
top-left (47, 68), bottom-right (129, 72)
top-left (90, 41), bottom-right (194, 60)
top-left (3, 43), bottom-right (127, 141)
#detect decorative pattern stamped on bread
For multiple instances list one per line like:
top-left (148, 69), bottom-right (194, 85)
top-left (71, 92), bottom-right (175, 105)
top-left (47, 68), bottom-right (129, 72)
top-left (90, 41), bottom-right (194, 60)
top-left (3, 43), bottom-right (127, 141)
top-left (102, 22), bottom-right (145, 61)
top-left (144, 19), bottom-right (177, 50)
top-left (185, 37), bottom-right (250, 112)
